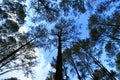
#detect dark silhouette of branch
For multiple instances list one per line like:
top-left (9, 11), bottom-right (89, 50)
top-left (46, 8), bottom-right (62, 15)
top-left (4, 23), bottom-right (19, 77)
top-left (0, 68), bottom-right (21, 76)
top-left (38, 0), bottom-right (49, 10)
top-left (98, 23), bottom-right (120, 27)
top-left (88, 53), bottom-right (116, 80)
top-left (109, 35), bottom-right (120, 41)
top-left (0, 37), bottom-right (36, 64)
top-left (70, 56), bottom-right (82, 80)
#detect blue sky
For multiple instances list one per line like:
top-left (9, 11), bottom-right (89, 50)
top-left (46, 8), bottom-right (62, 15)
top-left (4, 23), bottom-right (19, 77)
top-left (0, 0), bottom-right (90, 80)
top-left (0, 48), bottom-right (52, 80)
top-left (1, 0), bottom-right (118, 80)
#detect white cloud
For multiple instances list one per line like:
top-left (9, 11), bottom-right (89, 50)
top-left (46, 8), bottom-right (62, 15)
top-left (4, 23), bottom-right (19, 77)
top-left (0, 48), bottom-right (51, 80)
top-left (19, 25), bottom-right (28, 33)
top-left (33, 49), bottom-right (51, 80)
top-left (0, 0), bottom-right (2, 3)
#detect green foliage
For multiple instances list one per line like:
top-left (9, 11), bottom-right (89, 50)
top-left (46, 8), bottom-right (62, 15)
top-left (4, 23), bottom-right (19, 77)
top-left (105, 42), bottom-right (112, 52)
top-left (96, 1), bottom-right (111, 13)
top-left (46, 71), bottom-right (55, 80)
top-left (92, 69), bottom-right (116, 80)
top-left (0, 0), bottom-right (37, 78)
top-left (8, 36), bottom-right (16, 43)
top-left (105, 41), bottom-right (118, 58)
top-left (30, 0), bottom-right (120, 79)
top-left (116, 53), bottom-right (120, 70)
top-left (0, 9), bottom-right (8, 19)
top-left (111, 11), bottom-right (120, 25)
top-left (4, 77), bottom-right (18, 80)
top-left (88, 0), bottom-right (120, 79)
top-left (0, 0), bottom-right (118, 79)
top-left (112, 28), bottom-right (119, 35)
top-left (93, 69), bottom-right (105, 80)
top-left (15, 2), bottom-right (26, 24)
top-left (90, 28), bottom-right (100, 41)
top-left (2, 1), bottom-right (26, 24)
top-left (5, 20), bottom-right (19, 32)
top-left (88, 15), bottom-right (98, 28)
top-left (60, 0), bottom-right (86, 15)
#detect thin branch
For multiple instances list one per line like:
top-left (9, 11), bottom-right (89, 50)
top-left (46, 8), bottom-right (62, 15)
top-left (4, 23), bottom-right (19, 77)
top-left (98, 23), bottom-right (120, 27)
top-left (0, 68), bottom-right (22, 76)
top-left (0, 36), bottom-right (37, 64)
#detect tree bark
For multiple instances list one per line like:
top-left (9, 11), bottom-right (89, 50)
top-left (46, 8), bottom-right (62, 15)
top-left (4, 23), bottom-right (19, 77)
top-left (55, 31), bottom-right (62, 80)
top-left (88, 53), bottom-right (116, 80)
top-left (63, 66), bottom-right (69, 80)
top-left (70, 56), bottom-right (81, 80)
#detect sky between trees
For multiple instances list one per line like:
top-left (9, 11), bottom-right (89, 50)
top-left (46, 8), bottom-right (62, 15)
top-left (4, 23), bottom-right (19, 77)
top-left (0, 0), bottom-right (120, 80)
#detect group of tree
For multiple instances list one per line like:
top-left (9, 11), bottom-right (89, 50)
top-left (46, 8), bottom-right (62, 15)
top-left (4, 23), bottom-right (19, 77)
top-left (0, 0), bottom-right (120, 80)
top-left (0, 0), bottom-right (38, 78)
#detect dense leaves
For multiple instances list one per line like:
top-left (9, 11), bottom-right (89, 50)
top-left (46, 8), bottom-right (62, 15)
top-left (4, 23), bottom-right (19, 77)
top-left (44, 0), bottom-right (120, 80)
top-left (3, 77), bottom-right (18, 80)
top-left (0, 0), bottom-right (120, 80)
top-left (116, 53), bottom-right (120, 70)
top-left (0, 0), bottom-right (37, 78)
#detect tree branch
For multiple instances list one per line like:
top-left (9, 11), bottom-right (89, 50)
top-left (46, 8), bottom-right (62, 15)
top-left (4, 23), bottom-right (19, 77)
top-left (0, 37), bottom-right (36, 64)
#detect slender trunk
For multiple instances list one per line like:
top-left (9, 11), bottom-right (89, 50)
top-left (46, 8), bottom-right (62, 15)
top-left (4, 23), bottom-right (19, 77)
top-left (88, 53), bottom-right (116, 80)
top-left (70, 56), bottom-right (81, 80)
top-left (98, 23), bottom-right (120, 28)
top-left (63, 66), bottom-right (69, 80)
top-left (0, 37), bottom-right (36, 64)
top-left (78, 54), bottom-right (94, 80)
top-left (55, 32), bottom-right (62, 80)
top-left (83, 61), bottom-right (95, 80)
top-left (0, 68), bottom-right (21, 76)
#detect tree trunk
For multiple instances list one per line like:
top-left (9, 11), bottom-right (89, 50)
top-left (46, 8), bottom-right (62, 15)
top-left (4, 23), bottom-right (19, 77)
top-left (55, 32), bottom-right (62, 80)
top-left (78, 53), bottom-right (95, 80)
top-left (70, 56), bottom-right (81, 80)
top-left (88, 53), bottom-right (116, 80)
top-left (83, 61), bottom-right (95, 80)
top-left (63, 66), bottom-right (69, 80)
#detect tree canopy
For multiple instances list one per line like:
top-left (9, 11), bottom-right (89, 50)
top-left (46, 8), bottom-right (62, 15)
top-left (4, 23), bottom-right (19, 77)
top-left (0, 0), bottom-right (120, 80)
top-left (0, 0), bottom-right (37, 78)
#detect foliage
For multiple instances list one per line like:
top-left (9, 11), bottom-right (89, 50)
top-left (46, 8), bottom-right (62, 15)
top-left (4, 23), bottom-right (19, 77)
top-left (36, 0), bottom-right (120, 79)
top-left (89, 1), bottom-right (120, 54)
top-left (88, 0), bottom-right (120, 79)
top-left (116, 53), bottom-right (120, 70)
top-left (92, 69), bottom-right (116, 80)
top-left (0, 0), bottom-right (119, 80)
top-left (0, 0), bottom-right (37, 78)
top-left (3, 77), bottom-right (18, 80)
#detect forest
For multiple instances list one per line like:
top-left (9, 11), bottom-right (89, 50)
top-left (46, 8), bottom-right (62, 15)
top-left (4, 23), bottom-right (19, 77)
top-left (0, 0), bottom-right (120, 80)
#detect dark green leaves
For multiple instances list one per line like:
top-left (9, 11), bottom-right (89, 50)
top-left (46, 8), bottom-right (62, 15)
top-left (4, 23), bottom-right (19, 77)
top-left (93, 69), bottom-right (105, 79)
top-left (105, 42), bottom-right (112, 52)
top-left (5, 20), bottom-right (19, 32)
top-left (0, 0), bottom-right (37, 77)
top-left (96, 1), bottom-right (111, 13)
top-left (2, 1), bottom-right (26, 24)
top-left (60, 0), bottom-right (86, 14)
top-left (90, 28), bottom-right (100, 41)
top-left (8, 36), bottom-right (16, 43)
top-left (15, 3), bottom-right (26, 24)
top-left (116, 53), bottom-right (120, 70)
top-left (72, 0), bottom-right (86, 13)
top-left (4, 77), bottom-right (18, 80)
top-left (88, 15), bottom-right (98, 28)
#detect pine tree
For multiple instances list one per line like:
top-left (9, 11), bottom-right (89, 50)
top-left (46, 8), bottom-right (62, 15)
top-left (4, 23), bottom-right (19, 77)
top-left (0, 0), bottom-right (37, 77)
